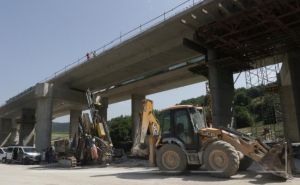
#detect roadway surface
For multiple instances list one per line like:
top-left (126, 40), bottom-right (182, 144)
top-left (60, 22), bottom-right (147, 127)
top-left (0, 161), bottom-right (299, 185)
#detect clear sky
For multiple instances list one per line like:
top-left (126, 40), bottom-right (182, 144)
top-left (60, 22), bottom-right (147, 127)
top-left (0, 0), bottom-right (247, 121)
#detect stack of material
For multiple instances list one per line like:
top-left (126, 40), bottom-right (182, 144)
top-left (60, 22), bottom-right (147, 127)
top-left (74, 90), bottom-right (114, 165)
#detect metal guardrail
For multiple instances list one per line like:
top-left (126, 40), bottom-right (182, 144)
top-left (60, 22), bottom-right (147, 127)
top-left (1, 0), bottom-right (204, 106)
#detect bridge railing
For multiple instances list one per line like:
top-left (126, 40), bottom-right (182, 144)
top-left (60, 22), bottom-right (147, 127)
top-left (2, 0), bottom-right (204, 106)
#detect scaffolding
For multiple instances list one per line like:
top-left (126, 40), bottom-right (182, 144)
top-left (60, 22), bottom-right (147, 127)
top-left (241, 55), bottom-right (286, 141)
top-left (245, 55), bottom-right (284, 89)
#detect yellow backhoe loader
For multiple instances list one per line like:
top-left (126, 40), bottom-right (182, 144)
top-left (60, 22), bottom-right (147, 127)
top-left (132, 99), bottom-right (291, 179)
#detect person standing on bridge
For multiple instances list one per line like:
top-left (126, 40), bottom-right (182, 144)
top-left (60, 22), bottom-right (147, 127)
top-left (86, 52), bottom-right (90, 61)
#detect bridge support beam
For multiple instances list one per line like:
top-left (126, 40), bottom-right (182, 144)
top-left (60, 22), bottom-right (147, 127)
top-left (280, 50), bottom-right (300, 142)
top-left (35, 83), bottom-right (54, 152)
top-left (0, 118), bottom-right (12, 146)
top-left (69, 109), bottom-right (81, 139)
top-left (19, 109), bottom-right (35, 146)
top-left (208, 50), bottom-right (234, 127)
top-left (131, 94), bottom-right (145, 144)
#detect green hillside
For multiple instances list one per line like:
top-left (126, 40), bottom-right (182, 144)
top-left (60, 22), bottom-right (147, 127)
top-left (52, 122), bottom-right (69, 140)
top-left (52, 122), bottom-right (69, 132)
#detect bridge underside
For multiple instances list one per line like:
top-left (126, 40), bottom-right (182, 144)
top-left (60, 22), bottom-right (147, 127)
top-left (1, 0), bottom-right (300, 149)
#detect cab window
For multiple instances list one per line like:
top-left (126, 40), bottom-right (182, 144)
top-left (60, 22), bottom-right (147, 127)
top-left (19, 148), bottom-right (24, 154)
top-left (160, 110), bottom-right (171, 137)
top-left (174, 109), bottom-right (193, 144)
top-left (13, 148), bottom-right (18, 153)
top-left (7, 147), bottom-right (13, 153)
top-left (189, 108), bottom-right (206, 130)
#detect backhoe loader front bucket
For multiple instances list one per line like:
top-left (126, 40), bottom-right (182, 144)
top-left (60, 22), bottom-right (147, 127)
top-left (259, 142), bottom-right (292, 179)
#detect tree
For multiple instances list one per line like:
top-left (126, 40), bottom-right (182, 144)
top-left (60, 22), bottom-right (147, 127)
top-left (179, 95), bottom-right (208, 106)
top-left (246, 86), bottom-right (264, 99)
top-left (108, 115), bottom-right (132, 151)
top-left (234, 88), bottom-right (250, 106)
top-left (234, 106), bottom-right (253, 128)
top-left (262, 95), bottom-right (276, 125)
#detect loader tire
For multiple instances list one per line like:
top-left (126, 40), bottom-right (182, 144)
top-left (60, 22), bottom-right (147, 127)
top-left (156, 144), bottom-right (187, 173)
top-left (204, 140), bottom-right (239, 178)
top-left (239, 156), bottom-right (253, 171)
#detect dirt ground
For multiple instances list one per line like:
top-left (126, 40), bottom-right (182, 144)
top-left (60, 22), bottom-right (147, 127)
top-left (0, 160), bottom-right (299, 185)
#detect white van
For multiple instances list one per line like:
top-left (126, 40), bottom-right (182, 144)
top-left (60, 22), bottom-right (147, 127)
top-left (4, 146), bottom-right (41, 164)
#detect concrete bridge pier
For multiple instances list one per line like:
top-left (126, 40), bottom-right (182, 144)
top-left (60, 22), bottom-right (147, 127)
top-left (207, 50), bottom-right (234, 128)
top-left (280, 50), bottom-right (300, 142)
top-left (0, 118), bottom-right (12, 146)
top-left (19, 109), bottom-right (35, 146)
top-left (99, 97), bottom-right (108, 123)
top-left (131, 94), bottom-right (145, 141)
top-left (69, 109), bottom-right (82, 139)
top-left (9, 121), bottom-right (20, 146)
top-left (35, 83), bottom-right (54, 152)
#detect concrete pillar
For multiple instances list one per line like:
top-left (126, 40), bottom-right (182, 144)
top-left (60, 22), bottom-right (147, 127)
top-left (69, 109), bottom-right (81, 139)
top-left (280, 50), bottom-right (300, 142)
top-left (131, 94), bottom-right (145, 142)
top-left (208, 50), bottom-right (234, 127)
top-left (19, 109), bottom-right (35, 146)
top-left (0, 118), bottom-right (12, 146)
top-left (9, 120), bottom-right (20, 146)
top-left (35, 83), bottom-right (54, 152)
top-left (99, 97), bottom-right (108, 122)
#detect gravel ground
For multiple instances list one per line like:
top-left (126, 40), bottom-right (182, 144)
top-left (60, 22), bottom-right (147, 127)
top-left (0, 159), bottom-right (299, 185)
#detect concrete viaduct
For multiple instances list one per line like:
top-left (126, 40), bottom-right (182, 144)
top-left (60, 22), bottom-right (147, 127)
top-left (1, 0), bottom-right (300, 151)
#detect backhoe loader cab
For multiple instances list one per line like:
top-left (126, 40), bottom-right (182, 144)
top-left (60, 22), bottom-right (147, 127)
top-left (155, 104), bottom-right (290, 179)
top-left (159, 105), bottom-right (206, 150)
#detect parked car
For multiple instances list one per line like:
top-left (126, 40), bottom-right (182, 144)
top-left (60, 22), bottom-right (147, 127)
top-left (4, 146), bottom-right (41, 164)
top-left (0, 147), bottom-right (7, 163)
top-left (3, 146), bottom-right (13, 163)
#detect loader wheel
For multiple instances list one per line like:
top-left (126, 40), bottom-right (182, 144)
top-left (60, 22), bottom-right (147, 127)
top-left (239, 156), bottom-right (253, 171)
top-left (204, 140), bottom-right (239, 178)
top-left (156, 144), bottom-right (187, 173)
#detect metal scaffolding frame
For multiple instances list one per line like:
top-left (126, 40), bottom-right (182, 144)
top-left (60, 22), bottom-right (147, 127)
top-left (244, 56), bottom-right (283, 88)
top-left (194, 0), bottom-right (300, 71)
